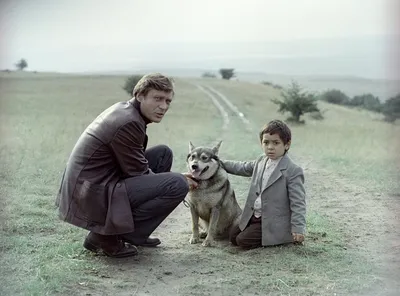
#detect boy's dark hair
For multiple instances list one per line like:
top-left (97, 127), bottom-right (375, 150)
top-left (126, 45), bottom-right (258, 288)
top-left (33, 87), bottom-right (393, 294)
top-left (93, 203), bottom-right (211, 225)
top-left (259, 119), bottom-right (291, 145)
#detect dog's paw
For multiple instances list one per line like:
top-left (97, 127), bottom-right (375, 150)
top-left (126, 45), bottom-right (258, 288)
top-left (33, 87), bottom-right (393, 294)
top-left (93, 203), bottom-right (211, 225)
top-left (199, 231), bottom-right (208, 239)
top-left (202, 239), bottom-right (214, 247)
top-left (189, 236), bottom-right (200, 244)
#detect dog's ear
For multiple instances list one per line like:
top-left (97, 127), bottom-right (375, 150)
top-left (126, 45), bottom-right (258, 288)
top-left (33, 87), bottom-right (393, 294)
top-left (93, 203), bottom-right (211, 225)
top-left (212, 140), bottom-right (222, 155)
top-left (189, 141), bottom-right (195, 152)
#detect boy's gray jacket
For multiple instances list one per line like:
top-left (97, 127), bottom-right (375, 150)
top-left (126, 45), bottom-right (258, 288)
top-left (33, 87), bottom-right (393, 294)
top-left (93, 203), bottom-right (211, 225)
top-left (221, 153), bottom-right (306, 246)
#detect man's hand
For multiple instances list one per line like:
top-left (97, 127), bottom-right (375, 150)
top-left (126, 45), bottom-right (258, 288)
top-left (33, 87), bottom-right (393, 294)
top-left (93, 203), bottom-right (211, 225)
top-left (182, 172), bottom-right (198, 190)
top-left (292, 233), bottom-right (305, 244)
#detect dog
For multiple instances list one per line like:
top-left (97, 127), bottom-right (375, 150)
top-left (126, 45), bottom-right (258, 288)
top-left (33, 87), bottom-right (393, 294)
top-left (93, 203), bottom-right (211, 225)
top-left (185, 141), bottom-right (242, 247)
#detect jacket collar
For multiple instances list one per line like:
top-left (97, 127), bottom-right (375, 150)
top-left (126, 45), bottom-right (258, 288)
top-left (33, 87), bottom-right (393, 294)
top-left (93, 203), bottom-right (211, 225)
top-left (259, 153), bottom-right (290, 193)
top-left (129, 98), bottom-right (151, 125)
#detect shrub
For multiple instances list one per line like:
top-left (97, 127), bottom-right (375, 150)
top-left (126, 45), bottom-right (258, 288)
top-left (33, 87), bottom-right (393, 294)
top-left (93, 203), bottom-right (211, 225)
top-left (349, 93), bottom-right (382, 112)
top-left (271, 80), bottom-right (322, 124)
top-left (320, 89), bottom-right (350, 105)
top-left (15, 58), bottom-right (28, 71)
top-left (122, 75), bottom-right (143, 96)
top-left (219, 68), bottom-right (235, 80)
top-left (202, 72), bottom-right (217, 78)
top-left (382, 94), bottom-right (400, 123)
top-left (261, 81), bottom-right (284, 90)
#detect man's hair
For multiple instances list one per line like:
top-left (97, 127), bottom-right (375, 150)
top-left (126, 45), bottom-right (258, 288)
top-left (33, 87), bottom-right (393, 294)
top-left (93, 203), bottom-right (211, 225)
top-left (133, 73), bottom-right (175, 97)
top-left (259, 119), bottom-right (291, 145)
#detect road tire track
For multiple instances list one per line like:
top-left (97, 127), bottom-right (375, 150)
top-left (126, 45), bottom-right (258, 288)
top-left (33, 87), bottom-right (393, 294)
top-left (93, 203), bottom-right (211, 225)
top-left (195, 84), bottom-right (230, 131)
top-left (201, 84), bottom-right (253, 132)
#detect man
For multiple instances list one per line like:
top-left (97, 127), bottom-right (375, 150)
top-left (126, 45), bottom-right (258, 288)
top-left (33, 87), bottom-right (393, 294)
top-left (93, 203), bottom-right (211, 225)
top-left (56, 73), bottom-right (197, 258)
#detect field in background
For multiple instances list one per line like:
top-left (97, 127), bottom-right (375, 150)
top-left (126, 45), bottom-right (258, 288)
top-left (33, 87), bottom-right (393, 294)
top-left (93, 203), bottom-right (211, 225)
top-left (0, 72), bottom-right (399, 296)
top-left (188, 78), bottom-right (400, 193)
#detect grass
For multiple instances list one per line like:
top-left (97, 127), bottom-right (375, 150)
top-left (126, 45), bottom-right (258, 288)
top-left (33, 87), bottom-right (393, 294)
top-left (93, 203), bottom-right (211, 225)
top-left (191, 77), bottom-right (399, 193)
top-left (0, 72), bottom-right (397, 295)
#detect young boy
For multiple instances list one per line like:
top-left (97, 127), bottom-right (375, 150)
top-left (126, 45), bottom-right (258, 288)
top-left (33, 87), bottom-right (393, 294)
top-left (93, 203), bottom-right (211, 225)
top-left (221, 120), bottom-right (306, 249)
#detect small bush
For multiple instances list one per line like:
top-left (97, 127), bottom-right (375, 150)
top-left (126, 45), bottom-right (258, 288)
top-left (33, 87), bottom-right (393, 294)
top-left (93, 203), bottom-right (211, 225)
top-left (261, 81), bottom-right (283, 90)
top-left (349, 93), bottom-right (382, 112)
top-left (320, 89), bottom-right (350, 105)
top-left (271, 80), bottom-right (321, 124)
top-left (122, 75), bottom-right (143, 96)
top-left (219, 68), bottom-right (235, 80)
top-left (382, 94), bottom-right (400, 123)
top-left (202, 72), bottom-right (217, 78)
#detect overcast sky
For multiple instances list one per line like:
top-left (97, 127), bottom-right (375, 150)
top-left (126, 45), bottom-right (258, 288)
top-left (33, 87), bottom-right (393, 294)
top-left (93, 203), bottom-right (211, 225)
top-left (0, 0), bottom-right (397, 77)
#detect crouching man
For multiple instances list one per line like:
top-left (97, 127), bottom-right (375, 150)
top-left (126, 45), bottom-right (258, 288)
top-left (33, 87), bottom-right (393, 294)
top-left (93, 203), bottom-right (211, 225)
top-left (56, 73), bottom-right (197, 258)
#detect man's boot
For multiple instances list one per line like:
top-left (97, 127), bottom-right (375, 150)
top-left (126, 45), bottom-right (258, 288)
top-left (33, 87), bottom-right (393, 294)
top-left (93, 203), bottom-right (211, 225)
top-left (83, 232), bottom-right (138, 257)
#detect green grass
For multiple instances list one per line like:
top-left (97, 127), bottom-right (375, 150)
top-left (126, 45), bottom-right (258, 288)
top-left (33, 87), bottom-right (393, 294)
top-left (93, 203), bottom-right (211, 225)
top-left (191, 78), bottom-right (399, 193)
top-left (0, 72), bottom-right (397, 295)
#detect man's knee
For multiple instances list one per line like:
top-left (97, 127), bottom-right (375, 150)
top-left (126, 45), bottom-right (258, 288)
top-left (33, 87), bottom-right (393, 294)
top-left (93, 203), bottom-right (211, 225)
top-left (154, 144), bottom-right (173, 160)
top-left (167, 173), bottom-right (189, 198)
top-left (155, 144), bottom-right (173, 172)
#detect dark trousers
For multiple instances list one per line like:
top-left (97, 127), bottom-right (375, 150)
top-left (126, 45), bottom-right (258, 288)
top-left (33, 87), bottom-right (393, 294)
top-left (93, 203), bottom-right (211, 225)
top-left (229, 215), bottom-right (262, 249)
top-left (120, 145), bottom-right (189, 244)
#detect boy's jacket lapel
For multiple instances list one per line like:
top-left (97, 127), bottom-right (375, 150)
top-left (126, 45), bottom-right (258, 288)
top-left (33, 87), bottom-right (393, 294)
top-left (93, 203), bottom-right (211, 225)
top-left (256, 157), bottom-right (268, 193)
top-left (261, 154), bottom-right (289, 193)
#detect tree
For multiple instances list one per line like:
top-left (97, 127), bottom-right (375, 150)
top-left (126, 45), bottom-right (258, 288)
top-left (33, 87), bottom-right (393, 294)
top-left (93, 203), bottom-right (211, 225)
top-left (382, 94), bottom-right (400, 123)
top-left (271, 80), bottom-right (321, 124)
top-left (320, 89), bottom-right (350, 105)
top-left (15, 58), bottom-right (28, 71)
top-left (122, 75), bottom-right (143, 96)
top-left (219, 68), bottom-right (235, 80)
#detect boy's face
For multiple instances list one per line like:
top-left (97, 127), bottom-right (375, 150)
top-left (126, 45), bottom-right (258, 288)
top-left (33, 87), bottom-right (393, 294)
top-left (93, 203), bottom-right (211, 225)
top-left (261, 133), bottom-right (290, 160)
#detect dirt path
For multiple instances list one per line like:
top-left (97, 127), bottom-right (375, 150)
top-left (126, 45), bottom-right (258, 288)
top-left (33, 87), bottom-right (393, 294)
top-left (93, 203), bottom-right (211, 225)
top-left (75, 83), bottom-right (399, 296)
top-left (300, 155), bottom-right (400, 295)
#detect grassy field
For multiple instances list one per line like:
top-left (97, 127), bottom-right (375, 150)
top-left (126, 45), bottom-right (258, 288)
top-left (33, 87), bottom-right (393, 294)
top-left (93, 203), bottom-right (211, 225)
top-left (0, 72), bottom-right (399, 296)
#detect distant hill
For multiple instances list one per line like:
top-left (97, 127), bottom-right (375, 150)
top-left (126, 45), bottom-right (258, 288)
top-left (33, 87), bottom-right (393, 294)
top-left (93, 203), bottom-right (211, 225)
top-left (82, 68), bottom-right (400, 102)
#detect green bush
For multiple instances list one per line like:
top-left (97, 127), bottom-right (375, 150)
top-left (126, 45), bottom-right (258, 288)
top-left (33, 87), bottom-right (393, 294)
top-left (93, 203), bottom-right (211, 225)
top-left (349, 93), bottom-right (382, 112)
top-left (382, 94), bottom-right (400, 123)
top-left (261, 81), bottom-right (283, 90)
top-left (202, 72), bottom-right (217, 78)
top-left (122, 75), bottom-right (143, 96)
top-left (320, 89), bottom-right (350, 105)
top-left (219, 68), bottom-right (235, 80)
top-left (272, 80), bottom-right (322, 124)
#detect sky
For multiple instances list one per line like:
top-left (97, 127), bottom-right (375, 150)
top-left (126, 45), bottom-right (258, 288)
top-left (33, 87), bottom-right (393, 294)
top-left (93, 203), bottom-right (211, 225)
top-left (0, 0), bottom-right (398, 78)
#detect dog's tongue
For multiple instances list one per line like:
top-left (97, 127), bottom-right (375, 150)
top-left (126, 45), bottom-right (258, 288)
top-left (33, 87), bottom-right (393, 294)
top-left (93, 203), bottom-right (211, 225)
top-left (191, 170), bottom-right (201, 179)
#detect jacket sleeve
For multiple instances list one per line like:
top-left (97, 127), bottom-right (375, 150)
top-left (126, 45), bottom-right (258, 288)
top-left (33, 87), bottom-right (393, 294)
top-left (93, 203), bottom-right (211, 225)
top-left (287, 166), bottom-right (307, 234)
top-left (220, 159), bottom-right (256, 177)
top-left (109, 121), bottom-right (149, 178)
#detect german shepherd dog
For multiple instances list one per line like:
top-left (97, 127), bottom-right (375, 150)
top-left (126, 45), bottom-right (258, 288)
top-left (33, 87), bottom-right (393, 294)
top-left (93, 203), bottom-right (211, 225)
top-left (186, 141), bottom-right (242, 247)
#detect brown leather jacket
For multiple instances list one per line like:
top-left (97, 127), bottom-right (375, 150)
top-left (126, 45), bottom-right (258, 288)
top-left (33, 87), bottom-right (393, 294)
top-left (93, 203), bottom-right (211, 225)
top-left (55, 98), bottom-right (151, 235)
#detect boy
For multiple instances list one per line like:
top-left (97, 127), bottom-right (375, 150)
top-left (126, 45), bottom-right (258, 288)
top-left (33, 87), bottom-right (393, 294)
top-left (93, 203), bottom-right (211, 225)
top-left (221, 120), bottom-right (306, 249)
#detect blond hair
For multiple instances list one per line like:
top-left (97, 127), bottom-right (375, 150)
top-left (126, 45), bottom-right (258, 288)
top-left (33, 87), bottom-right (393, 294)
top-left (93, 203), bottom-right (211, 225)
top-left (133, 73), bottom-right (175, 97)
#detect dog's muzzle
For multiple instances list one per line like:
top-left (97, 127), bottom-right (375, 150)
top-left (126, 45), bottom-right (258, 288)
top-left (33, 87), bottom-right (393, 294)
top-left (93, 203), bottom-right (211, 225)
top-left (190, 165), bottom-right (209, 179)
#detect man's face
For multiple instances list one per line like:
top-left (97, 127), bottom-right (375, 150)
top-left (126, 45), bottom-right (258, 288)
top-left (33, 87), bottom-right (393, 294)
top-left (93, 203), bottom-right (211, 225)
top-left (137, 89), bottom-right (173, 123)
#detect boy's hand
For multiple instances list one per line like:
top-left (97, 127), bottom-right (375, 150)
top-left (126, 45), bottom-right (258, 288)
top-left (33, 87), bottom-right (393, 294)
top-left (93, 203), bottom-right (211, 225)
top-left (182, 172), bottom-right (199, 190)
top-left (292, 233), bottom-right (305, 244)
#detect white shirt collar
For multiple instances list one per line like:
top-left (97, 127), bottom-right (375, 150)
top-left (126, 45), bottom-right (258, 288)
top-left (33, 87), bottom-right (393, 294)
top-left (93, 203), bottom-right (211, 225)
top-left (266, 155), bottom-right (283, 167)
